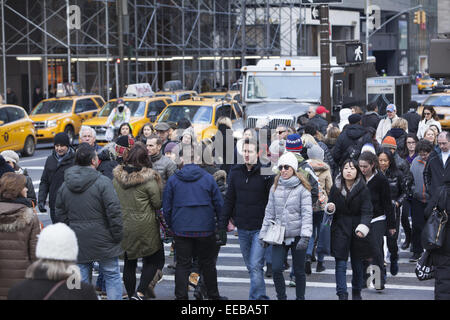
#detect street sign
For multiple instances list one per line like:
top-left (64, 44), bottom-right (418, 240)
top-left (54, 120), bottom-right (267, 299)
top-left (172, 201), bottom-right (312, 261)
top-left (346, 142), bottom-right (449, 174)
top-left (346, 43), bottom-right (365, 63)
top-left (311, 6), bottom-right (320, 20)
top-left (301, 0), bottom-right (343, 4)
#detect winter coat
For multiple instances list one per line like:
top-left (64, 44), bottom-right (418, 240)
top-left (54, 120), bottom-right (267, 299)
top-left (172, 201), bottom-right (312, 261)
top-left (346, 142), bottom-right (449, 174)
top-left (424, 184), bottom-right (450, 300)
top-left (376, 115), bottom-right (399, 144)
top-left (331, 124), bottom-right (372, 166)
top-left (113, 166), bottom-right (162, 260)
top-left (0, 201), bottom-right (40, 299)
top-left (361, 111), bottom-right (381, 130)
top-left (292, 153), bottom-right (320, 205)
top-left (8, 268), bottom-right (98, 300)
top-left (402, 111), bottom-right (421, 135)
top-left (384, 128), bottom-right (408, 158)
top-left (365, 171), bottom-right (395, 229)
top-left (329, 176), bottom-right (373, 261)
top-left (259, 176), bottom-right (313, 241)
top-left (220, 163), bottom-right (273, 231)
top-left (97, 143), bottom-right (120, 180)
top-left (410, 156), bottom-right (429, 203)
top-left (151, 152), bottom-right (177, 185)
top-left (309, 115), bottom-right (328, 136)
top-left (38, 148), bottom-right (75, 209)
top-left (307, 159), bottom-right (332, 211)
top-left (163, 164), bottom-right (224, 234)
top-left (0, 155), bottom-right (14, 178)
top-left (201, 166), bottom-right (228, 197)
top-left (381, 167), bottom-right (407, 206)
top-left (316, 139), bottom-right (337, 176)
top-left (424, 148), bottom-right (450, 196)
top-left (55, 165), bottom-right (123, 263)
top-left (417, 118), bottom-right (442, 140)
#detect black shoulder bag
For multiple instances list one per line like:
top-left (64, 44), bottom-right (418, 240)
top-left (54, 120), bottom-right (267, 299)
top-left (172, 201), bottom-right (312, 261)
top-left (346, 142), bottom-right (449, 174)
top-left (421, 188), bottom-right (448, 251)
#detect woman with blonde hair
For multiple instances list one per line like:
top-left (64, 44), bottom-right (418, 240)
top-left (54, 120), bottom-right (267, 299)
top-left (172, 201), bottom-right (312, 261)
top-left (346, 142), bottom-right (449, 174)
top-left (0, 173), bottom-right (41, 299)
top-left (384, 118), bottom-right (408, 157)
top-left (259, 152), bottom-right (313, 300)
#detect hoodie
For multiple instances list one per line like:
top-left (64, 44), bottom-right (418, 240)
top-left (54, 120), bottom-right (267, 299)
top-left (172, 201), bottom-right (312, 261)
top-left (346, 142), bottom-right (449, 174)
top-left (163, 164), bottom-right (224, 234)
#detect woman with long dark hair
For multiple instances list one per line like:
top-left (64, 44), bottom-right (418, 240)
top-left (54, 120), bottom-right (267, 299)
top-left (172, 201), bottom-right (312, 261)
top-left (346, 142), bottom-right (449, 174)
top-left (326, 159), bottom-right (373, 300)
top-left (112, 143), bottom-right (164, 300)
top-left (417, 106), bottom-right (442, 140)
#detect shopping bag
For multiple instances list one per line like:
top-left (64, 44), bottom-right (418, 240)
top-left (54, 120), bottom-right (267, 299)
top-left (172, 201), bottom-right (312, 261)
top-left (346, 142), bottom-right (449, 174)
top-left (262, 220), bottom-right (285, 245)
top-left (415, 251), bottom-right (434, 281)
top-left (316, 214), bottom-right (332, 255)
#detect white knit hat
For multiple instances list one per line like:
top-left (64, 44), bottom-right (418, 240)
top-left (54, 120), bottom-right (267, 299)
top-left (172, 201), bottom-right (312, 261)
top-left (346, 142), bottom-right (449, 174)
top-left (278, 152), bottom-right (298, 171)
top-left (361, 143), bottom-right (376, 155)
top-left (1, 150), bottom-right (19, 164)
top-left (36, 223), bottom-right (79, 261)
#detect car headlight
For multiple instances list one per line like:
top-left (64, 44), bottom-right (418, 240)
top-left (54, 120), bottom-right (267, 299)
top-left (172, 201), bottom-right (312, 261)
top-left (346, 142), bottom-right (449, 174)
top-left (46, 120), bottom-right (58, 127)
top-left (433, 81), bottom-right (437, 86)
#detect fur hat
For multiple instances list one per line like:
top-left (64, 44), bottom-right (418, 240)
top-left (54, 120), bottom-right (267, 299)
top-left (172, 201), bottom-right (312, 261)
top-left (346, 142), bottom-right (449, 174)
top-left (0, 150), bottom-right (19, 165)
top-left (36, 223), bottom-right (78, 261)
top-left (285, 134), bottom-right (303, 153)
top-left (382, 136), bottom-right (397, 150)
top-left (278, 152), bottom-right (298, 171)
top-left (307, 144), bottom-right (324, 161)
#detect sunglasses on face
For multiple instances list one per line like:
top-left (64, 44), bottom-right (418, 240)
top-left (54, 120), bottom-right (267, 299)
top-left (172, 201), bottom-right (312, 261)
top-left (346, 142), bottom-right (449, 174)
top-left (424, 112), bottom-right (431, 116)
top-left (278, 165), bottom-right (291, 171)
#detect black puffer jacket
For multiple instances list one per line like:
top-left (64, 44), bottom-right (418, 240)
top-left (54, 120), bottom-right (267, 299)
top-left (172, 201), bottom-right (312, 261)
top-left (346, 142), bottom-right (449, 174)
top-left (309, 115), bottom-right (328, 135)
top-left (329, 176), bottom-right (373, 261)
top-left (425, 184), bottom-right (450, 300)
top-left (384, 128), bottom-right (407, 158)
top-left (220, 163), bottom-right (273, 231)
top-left (55, 165), bottom-right (123, 263)
top-left (38, 149), bottom-right (75, 209)
top-left (381, 167), bottom-right (407, 206)
top-left (361, 112), bottom-right (381, 130)
top-left (402, 111), bottom-right (421, 135)
top-left (331, 124), bottom-right (372, 166)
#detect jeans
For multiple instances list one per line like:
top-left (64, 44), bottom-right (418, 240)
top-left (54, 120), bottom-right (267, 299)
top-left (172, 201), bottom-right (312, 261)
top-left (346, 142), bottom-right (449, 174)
top-left (238, 229), bottom-right (269, 300)
top-left (174, 235), bottom-right (220, 300)
top-left (78, 257), bottom-right (123, 300)
top-left (335, 255), bottom-right (364, 296)
top-left (123, 249), bottom-right (165, 298)
top-left (306, 211), bottom-right (325, 262)
top-left (265, 245), bottom-right (272, 265)
top-left (272, 237), bottom-right (306, 300)
top-left (386, 205), bottom-right (401, 262)
top-left (411, 198), bottom-right (427, 254)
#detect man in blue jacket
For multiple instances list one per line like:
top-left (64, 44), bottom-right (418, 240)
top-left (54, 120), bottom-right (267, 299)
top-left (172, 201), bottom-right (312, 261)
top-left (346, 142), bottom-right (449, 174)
top-left (163, 143), bottom-right (226, 300)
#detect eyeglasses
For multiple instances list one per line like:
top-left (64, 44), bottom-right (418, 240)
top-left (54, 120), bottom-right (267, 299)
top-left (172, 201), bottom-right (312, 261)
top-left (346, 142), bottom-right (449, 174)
top-left (278, 165), bottom-right (291, 171)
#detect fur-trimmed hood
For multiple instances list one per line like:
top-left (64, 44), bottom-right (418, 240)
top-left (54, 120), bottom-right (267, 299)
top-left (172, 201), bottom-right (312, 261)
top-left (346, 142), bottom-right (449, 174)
top-left (113, 165), bottom-right (159, 189)
top-left (307, 159), bottom-right (331, 173)
top-left (0, 202), bottom-right (35, 232)
top-left (213, 169), bottom-right (227, 183)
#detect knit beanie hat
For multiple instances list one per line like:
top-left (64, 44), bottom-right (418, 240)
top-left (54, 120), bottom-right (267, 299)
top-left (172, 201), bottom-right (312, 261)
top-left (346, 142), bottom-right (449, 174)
top-left (348, 114), bottom-right (362, 125)
top-left (36, 223), bottom-right (78, 261)
top-left (285, 134), bottom-right (303, 153)
top-left (382, 136), bottom-right (397, 150)
top-left (116, 135), bottom-right (134, 148)
top-left (0, 150), bottom-right (19, 165)
top-left (278, 152), bottom-right (298, 171)
top-left (361, 143), bottom-right (376, 155)
top-left (164, 142), bottom-right (179, 154)
top-left (54, 132), bottom-right (70, 147)
top-left (307, 144), bottom-right (324, 161)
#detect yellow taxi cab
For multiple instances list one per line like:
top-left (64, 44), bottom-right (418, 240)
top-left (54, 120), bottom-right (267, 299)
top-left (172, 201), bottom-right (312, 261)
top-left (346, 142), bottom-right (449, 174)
top-left (29, 83), bottom-right (104, 144)
top-left (418, 91), bottom-right (450, 129)
top-left (199, 90), bottom-right (241, 103)
top-left (83, 83), bottom-right (172, 144)
top-left (417, 75), bottom-right (437, 94)
top-left (0, 104), bottom-right (37, 156)
top-left (155, 96), bottom-right (244, 141)
top-left (155, 80), bottom-right (197, 102)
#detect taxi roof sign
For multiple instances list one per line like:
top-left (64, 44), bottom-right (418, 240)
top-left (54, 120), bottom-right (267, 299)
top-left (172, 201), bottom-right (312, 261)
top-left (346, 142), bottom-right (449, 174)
top-left (124, 83), bottom-right (154, 98)
top-left (56, 83), bottom-right (82, 97)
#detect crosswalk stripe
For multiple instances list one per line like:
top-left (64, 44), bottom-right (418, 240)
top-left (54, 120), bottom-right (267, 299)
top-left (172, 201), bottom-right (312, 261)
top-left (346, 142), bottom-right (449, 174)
top-left (23, 166), bottom-right (45, 170)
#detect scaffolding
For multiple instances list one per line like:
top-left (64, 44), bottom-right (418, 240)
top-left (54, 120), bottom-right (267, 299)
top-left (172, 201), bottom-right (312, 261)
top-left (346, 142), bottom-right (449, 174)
top-left (0, 0), bottom-right (308, 107)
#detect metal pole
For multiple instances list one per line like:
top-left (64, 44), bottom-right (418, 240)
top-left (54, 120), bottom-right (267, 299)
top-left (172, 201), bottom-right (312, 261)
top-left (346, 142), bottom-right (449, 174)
top-left (366, 0), bottom-right (369, 59)
top-left (106, 1), bottom-right (110, 100)
top-left (43, 0), bottom-right (49, 99)
top-left (66, 0), bottom-right (71, 83)
top-left (27, 0), bottom-right (32, 111)
top-left (117, 0), bottom-right (125, 95)
top-left (320, 5), bottom-right (331, 118)
top-left (1, 0), bottom-right (7, 103)
top-left (134, 0), bottom-right (138, 83)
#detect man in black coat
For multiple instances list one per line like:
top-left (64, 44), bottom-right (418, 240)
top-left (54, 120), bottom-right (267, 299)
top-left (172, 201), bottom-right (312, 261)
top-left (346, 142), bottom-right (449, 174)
top-left (220, 139), bottom-right (274, 300)
top-left (38, 132), bottom-right (75, 223)
top-left (401, 100), bottom-right (421, 136)
top-left (0, 155), bottom-right (14, 178)
top-left (307, 106), bottom-right (329, 136)
top-left (424, 131), bottom-right (450, 194)
top-left (361, 103), bottom-right (381, 130)
top-left (331, 114), bottom-right (372, 166)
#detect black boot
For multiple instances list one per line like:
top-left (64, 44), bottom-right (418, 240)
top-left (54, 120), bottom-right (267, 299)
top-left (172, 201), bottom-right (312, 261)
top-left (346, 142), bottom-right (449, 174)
top-left (311, 243), bottom-right (317, 262)
top-left (401, 234), bottom-right (411, 250)
top-left (337, 293), bottom-right (348, 300)
top-left (316, 261), bottom-right (326, 272)
top-left (352, 289), bottom-right (362, 300)
top-left (305, 256), bottom-right (312, 275)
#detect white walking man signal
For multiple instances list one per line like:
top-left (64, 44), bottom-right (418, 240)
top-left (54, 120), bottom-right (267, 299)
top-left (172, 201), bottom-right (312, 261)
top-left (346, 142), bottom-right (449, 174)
top-left (355, 45), bottom-right (363, 61)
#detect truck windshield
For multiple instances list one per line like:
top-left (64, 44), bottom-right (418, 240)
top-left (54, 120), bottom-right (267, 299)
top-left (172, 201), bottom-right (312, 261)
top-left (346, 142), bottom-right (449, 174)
top-left (157, 105), bottom-right (213, 124)
top-left (246, 75), bottom-right (321, 101)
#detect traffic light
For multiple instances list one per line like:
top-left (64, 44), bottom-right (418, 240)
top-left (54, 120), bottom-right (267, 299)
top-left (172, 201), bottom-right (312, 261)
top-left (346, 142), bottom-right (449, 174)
top-left (413, 11), bottom-right (420, 24)
top-left (421, 10), bottom-right (426, 24)
top-left (116, 58), bottom-right (121, 64)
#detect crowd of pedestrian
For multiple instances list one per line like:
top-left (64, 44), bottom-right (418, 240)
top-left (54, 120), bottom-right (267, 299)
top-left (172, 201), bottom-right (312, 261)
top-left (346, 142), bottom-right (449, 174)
top-left (0, 100), bottom-right (449, 301)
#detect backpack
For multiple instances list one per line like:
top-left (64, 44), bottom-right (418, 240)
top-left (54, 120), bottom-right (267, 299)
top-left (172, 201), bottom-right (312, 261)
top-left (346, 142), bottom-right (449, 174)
top-left (344, 135), bottom-right (365, 162)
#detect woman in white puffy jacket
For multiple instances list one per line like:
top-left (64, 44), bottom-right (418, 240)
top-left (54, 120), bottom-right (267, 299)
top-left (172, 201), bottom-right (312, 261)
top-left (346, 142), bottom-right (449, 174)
top-left (417, 106), bottom-right (442, 140)
top-left (259, 152), bottom-right (313, 300)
